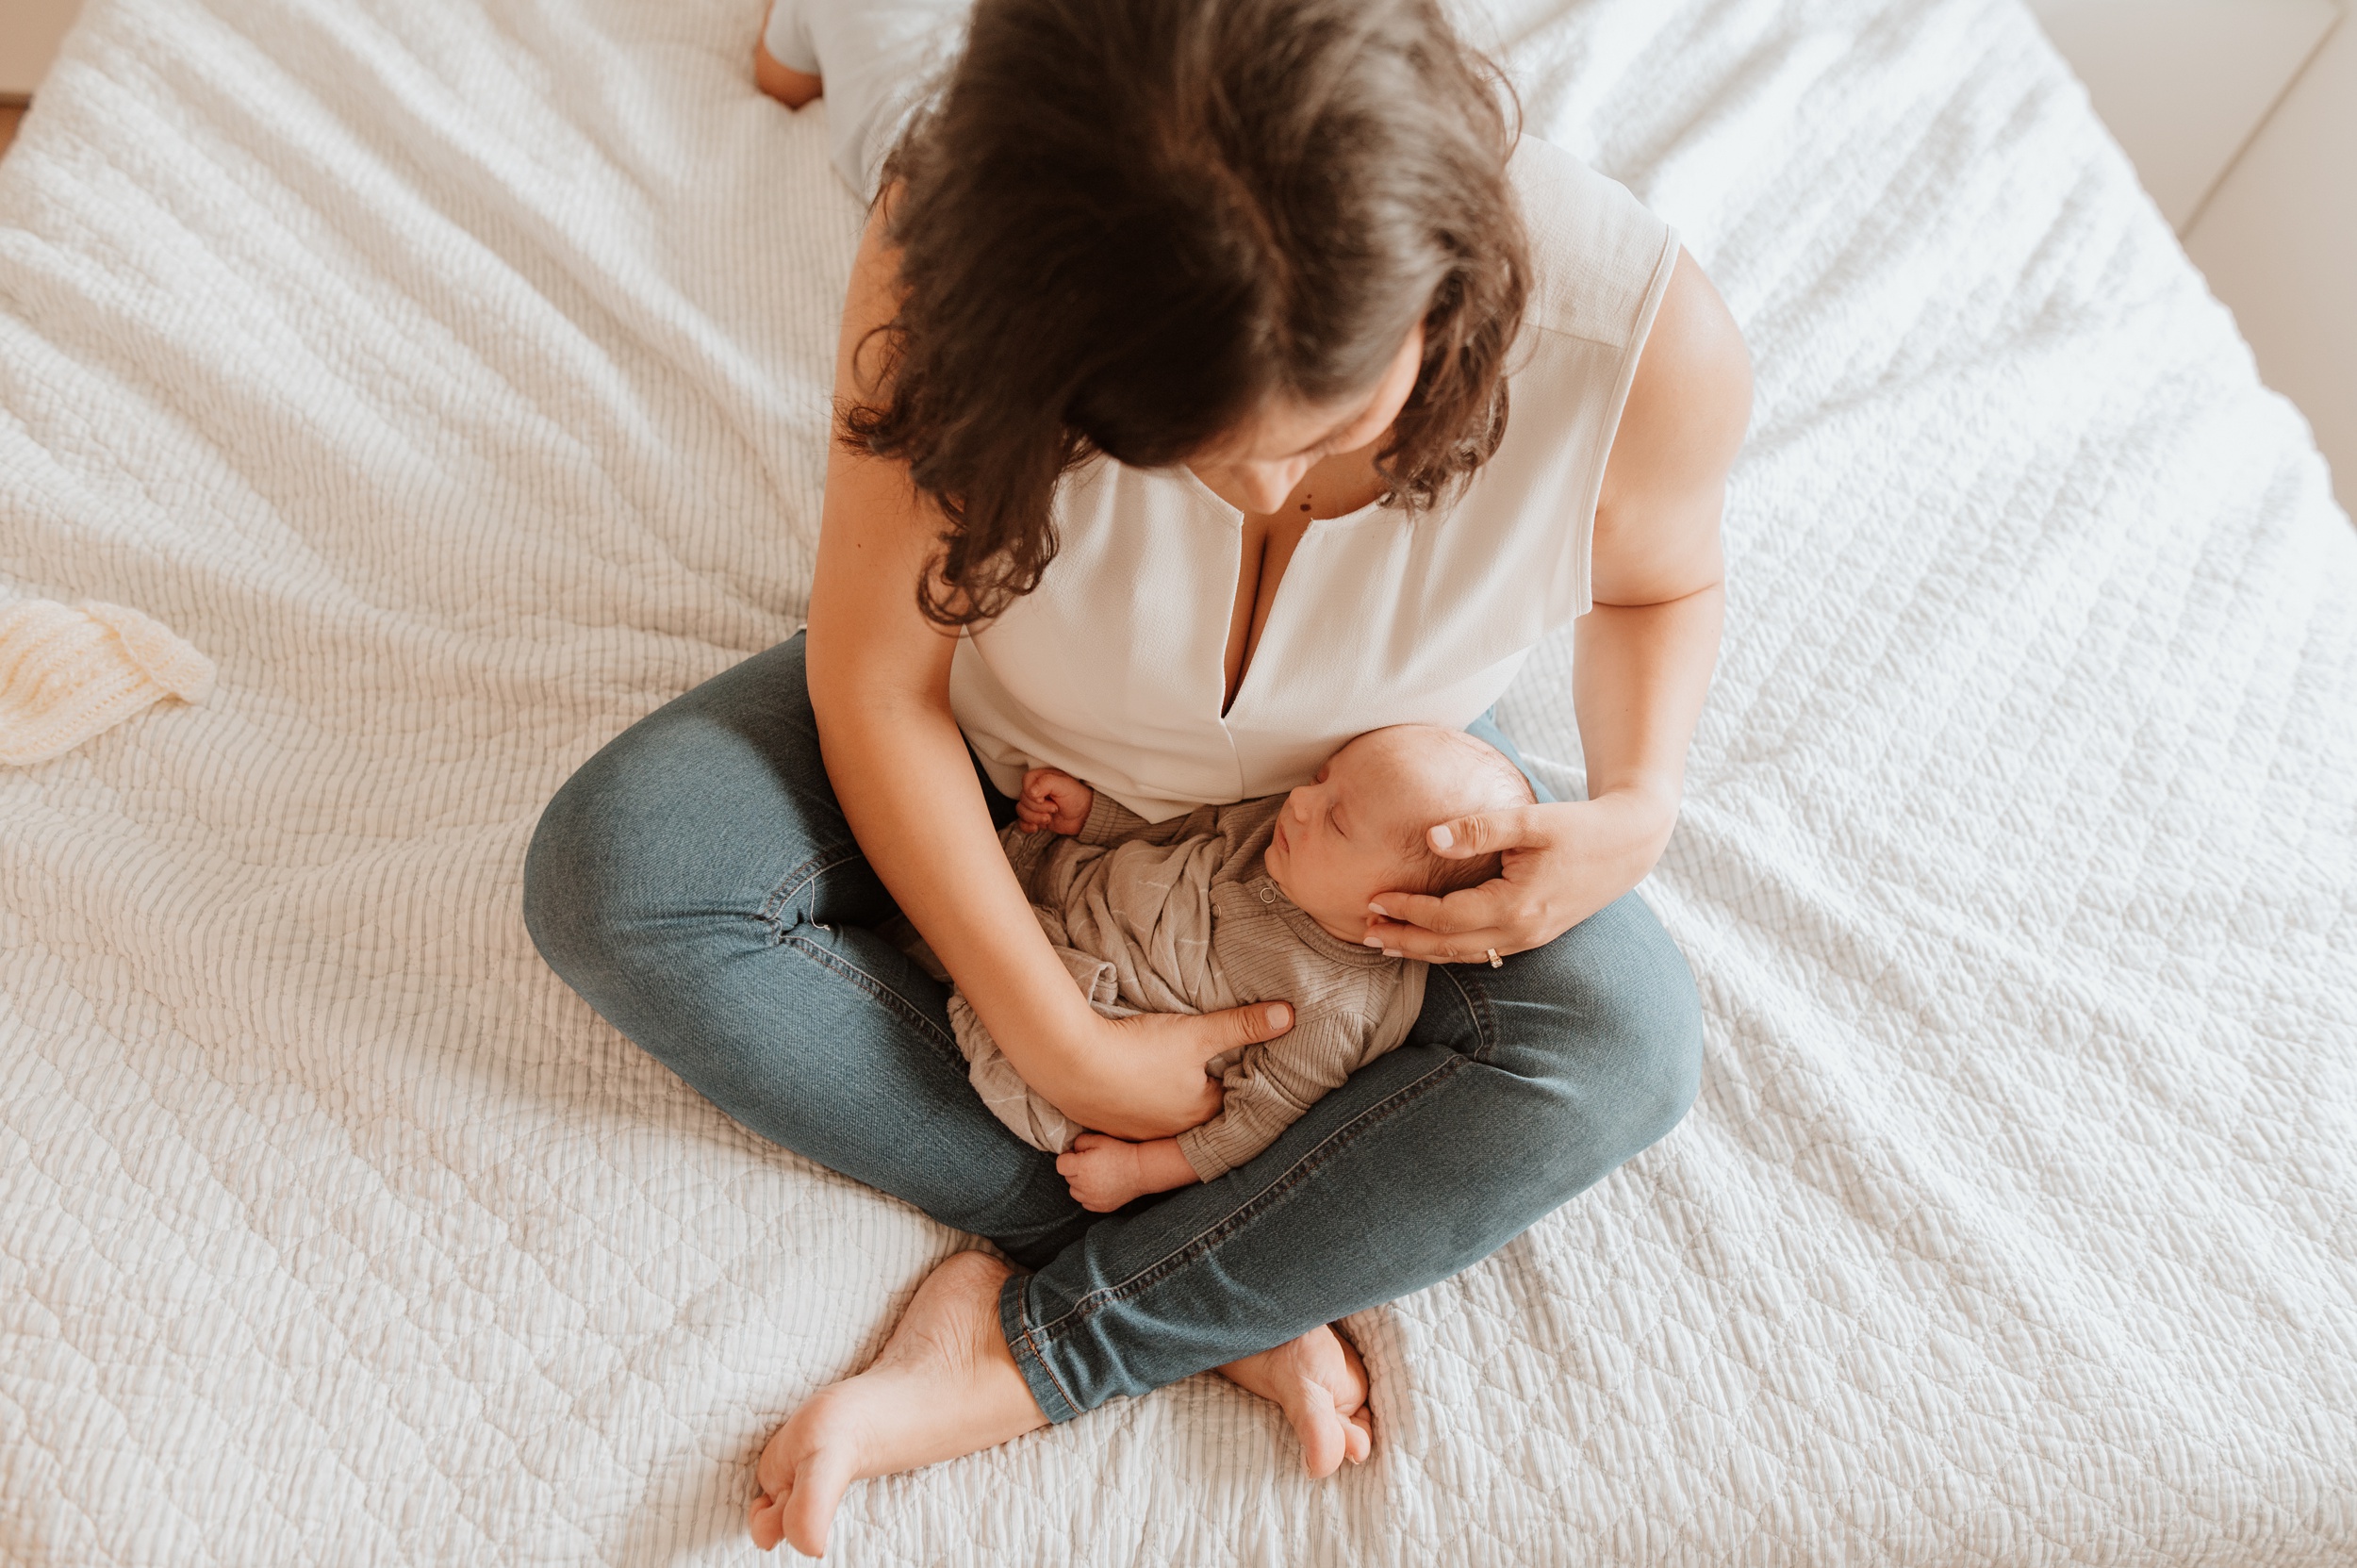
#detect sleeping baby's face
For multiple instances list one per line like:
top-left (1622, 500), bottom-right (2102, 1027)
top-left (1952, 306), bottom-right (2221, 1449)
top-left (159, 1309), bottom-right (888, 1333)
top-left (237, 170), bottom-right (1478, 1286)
top-left (1262, 725), bottom-right (1536, 943)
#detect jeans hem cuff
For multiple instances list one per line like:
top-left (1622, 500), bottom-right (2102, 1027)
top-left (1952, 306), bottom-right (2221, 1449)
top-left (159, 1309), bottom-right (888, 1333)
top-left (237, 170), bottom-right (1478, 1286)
top-left (998, 1269), bottom-right (1081, 1424)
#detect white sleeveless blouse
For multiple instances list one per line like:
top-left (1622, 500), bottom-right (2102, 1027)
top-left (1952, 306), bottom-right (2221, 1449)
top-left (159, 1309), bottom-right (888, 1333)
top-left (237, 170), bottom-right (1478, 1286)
top-left (950, 137), bottom-right (1679, 821)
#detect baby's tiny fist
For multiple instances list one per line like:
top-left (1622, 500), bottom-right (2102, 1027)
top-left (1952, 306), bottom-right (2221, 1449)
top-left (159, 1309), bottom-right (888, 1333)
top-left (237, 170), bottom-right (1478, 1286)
top-left (1058, 1135), bottom-right (1141, 1212)
top-left (1019, 767), bottom-right (1094, 835)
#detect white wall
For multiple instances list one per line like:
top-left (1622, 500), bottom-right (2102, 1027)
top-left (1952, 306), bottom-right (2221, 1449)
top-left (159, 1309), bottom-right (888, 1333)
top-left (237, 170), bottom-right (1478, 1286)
top-left (2034, 0), bottom-right (2352, 514)
top-left (2029, 0), bottom-right (2337, 229)
top-left (2183, 15), bottom-right (2357, 512)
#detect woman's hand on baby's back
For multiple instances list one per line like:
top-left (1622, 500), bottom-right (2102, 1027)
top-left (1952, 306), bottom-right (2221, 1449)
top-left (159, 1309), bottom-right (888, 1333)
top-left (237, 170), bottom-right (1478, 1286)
top-left (1363, 792), bottom-right (1677, 962)
top-left (1048, 1002), bottom-right (1294, 1141)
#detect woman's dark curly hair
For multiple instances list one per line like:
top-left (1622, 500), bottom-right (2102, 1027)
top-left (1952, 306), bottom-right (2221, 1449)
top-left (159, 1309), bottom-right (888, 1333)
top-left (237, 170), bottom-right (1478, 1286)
top-left (843, 0), bottom-right (1529, 628)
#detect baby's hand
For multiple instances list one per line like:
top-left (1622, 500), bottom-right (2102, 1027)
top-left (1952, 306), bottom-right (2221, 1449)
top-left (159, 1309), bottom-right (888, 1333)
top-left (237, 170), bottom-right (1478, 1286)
top-left (1016, 767), bottom-right (1095, 834)
top-left (1057, 1132), bottom-right (1147, 1212)
top-left (1057, 1131), bottom-right (1200, 1212)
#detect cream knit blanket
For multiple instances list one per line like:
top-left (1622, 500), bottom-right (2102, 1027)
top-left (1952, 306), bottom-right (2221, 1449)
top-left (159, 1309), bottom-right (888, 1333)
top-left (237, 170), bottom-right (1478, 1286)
top-left (0, 599), bottom-right (215, 767)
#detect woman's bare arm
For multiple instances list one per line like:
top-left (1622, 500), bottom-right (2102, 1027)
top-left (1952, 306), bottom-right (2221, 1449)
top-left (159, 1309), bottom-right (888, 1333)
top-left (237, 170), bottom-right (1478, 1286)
top-left (805, 206), bottom-right (1292, 1136)
top-left (1364, 249), bottom-right (1747, 956)
top-left (1564, 246), bottom-right (1744, 883)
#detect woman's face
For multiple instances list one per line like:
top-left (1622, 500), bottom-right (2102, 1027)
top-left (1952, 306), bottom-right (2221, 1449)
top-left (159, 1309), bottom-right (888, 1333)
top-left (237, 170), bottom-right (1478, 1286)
top-left (1187, 322), bottom-right (1426, 515)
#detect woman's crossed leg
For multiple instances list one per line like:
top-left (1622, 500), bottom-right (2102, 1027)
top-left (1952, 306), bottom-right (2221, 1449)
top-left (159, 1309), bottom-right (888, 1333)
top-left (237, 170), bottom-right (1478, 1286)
top-left (523, 635), bottom-right (1701, 1553)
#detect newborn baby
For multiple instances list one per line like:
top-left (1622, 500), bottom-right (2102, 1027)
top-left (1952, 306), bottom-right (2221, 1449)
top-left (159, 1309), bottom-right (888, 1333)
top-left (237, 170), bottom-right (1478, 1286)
top-left (950, 723), bottom-right (1537, 1212)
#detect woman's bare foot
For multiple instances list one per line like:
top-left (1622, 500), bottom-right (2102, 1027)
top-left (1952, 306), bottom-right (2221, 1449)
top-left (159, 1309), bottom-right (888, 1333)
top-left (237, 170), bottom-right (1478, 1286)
top-left (748, 1251), bottom-right (1047, 1556)
top-left (1218, 1323), bottom-right (1375, 1477)
top-left (754, 5), bottom-right (824, 107)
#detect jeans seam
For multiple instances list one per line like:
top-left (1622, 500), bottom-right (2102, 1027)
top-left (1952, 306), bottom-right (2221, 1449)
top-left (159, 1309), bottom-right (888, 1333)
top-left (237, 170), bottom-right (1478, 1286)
top-left (1434, 962), bottom-right (1501, 1065)
top-left (1013, 1278), bottom-right (1084, 1420)
top-left (1028, 1051), bottom-right (1471, 1341)
top-left (783, 933), bottom-right (960, 1061)
top-left (759, 841), bottom-right (867, 928)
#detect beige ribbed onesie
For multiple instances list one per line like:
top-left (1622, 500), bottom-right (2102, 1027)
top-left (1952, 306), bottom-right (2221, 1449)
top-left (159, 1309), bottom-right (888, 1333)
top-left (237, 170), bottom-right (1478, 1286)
top-left (948, 793), bottom-right (1427, 1182)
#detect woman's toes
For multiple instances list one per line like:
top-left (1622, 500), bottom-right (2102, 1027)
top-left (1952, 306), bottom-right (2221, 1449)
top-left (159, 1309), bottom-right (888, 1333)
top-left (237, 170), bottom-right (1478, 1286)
top-left (1343, 1408), bottom-right (1374, 1465)
top-left (780, 1448), bottom-right (859, 1557)
top-left (748, 1492), bottom-right (786, 1552)
top-left (1215, 1321), bottom-right (1379, 1477)
top-left (744, 1251), bottom-right (1046, 1554)
top-left (1289, 1383), bottom-right (1349, 1478)
top-left (1283, 1324), bottom-right (1374, 1476)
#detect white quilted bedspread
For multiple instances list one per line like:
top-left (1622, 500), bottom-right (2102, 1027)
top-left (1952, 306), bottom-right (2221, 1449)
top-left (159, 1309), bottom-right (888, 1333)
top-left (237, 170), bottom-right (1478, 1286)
top-left (4, 0), bottom-right (2353, 1561)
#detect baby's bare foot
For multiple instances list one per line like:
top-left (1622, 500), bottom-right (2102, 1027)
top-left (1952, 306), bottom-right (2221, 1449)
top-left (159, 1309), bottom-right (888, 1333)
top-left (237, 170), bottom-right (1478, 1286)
top-left (748, 1252), bottom-right (1047, 1556)
top-left (1218, 1323), bottom-right (1375, 1477)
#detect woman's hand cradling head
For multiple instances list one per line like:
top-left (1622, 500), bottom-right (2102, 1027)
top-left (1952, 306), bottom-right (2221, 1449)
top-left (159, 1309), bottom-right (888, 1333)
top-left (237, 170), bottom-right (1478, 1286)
top-left (1360, 791), bottom-right (1678, 962)
top-left (1048, 1001), bottom-right (1294, 1142)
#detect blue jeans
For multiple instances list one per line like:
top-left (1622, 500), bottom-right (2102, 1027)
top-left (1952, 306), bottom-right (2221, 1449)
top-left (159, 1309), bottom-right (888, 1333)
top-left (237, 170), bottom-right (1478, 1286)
top-left (522, 634), bottom-right (1702, 1422)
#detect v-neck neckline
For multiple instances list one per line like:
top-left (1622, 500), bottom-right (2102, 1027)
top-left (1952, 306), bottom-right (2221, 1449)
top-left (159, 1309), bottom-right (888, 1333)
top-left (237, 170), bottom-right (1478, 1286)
top-left (1169, 465), bottom-right (1387, 531)
top-left (1167, 467), bottom-right (1387, 721)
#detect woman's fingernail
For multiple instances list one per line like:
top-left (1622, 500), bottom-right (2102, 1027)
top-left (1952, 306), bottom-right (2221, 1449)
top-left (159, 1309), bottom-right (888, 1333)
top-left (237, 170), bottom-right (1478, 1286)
top-left (1367, 901), bottom-right (1388, 916)
top-left (1362, 934), bottom-right (1384, 948)
top-left (1429, 824), bottom-right (1454, 850)
top-left (1383, 949), bottom-right (1404, 959)
top-left (1265, 1004), bottom-right (1290, 1029)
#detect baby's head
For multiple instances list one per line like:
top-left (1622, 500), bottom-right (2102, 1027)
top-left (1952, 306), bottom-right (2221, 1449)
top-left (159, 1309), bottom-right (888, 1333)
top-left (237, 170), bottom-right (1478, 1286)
top-left (1263, 725), bottom-right (1537, 941)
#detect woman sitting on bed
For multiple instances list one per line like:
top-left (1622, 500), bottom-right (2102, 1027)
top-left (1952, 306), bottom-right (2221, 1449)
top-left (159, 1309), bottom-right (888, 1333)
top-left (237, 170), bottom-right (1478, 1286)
top-left (524, 0), bottom-right (1746, 1554)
